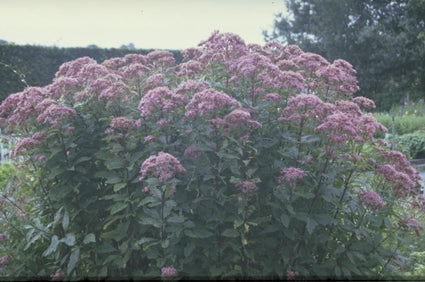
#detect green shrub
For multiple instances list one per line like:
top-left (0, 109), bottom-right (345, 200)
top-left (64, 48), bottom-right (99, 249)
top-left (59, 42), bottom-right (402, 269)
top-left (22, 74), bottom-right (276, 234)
top-left (0, 32), bottom-right (423, 280)
top-left (389, 131), bottom-right (425, 159)
top-left (374, 113), bottom-right (425, 136)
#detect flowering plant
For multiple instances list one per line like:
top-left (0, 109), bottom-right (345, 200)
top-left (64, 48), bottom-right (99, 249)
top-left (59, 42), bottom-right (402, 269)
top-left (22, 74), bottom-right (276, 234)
top-left (0, 31), bottom-right (423, 280)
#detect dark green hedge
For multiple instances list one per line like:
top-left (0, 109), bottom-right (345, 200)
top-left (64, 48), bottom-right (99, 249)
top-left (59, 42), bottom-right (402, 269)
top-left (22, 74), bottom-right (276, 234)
top-left (0, 44), bottom-right (182, 101)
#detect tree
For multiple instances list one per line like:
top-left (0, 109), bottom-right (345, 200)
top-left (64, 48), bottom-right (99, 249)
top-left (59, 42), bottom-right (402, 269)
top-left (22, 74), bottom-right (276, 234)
top-left (265, 0), bottom-right (425, 110)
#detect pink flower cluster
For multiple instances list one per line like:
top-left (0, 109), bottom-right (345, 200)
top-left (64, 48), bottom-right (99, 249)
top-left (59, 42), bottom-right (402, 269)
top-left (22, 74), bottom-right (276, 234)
top-left (0, 254), bottom-right (10, 266)
top-left (161, 266), bottom-right (177, 277)
top-left (280, 94), bottom-right (334, 125)
top-left (139, 152), bottom-right (186, 184)
top-left (375, 149), bottom-right (421, 198)
top-left (223, 109), bottom-right (262, 130)
top-left (357, 190), bottom-right (385, 211)
top-left (286, 270), bottom-right (299, 280)
top-left (279, 167), bottom-right (306, 188)
top-left (315, 100), bottom-right (386, 146)
top-left (236, 181), bottom-right (258, 194)
top-left (50, 269), bottom-right (65, 281)
top-left (0, 233), bottom-right (7, 242)
top-left (185, 88), bottom-right (241, 119)
top-left (184, 146), bottom-right (202, 161)
top-left (398, 217), bottom-right (423, 236)
top-left (105, 117), bottom-right (137, 135)
top-left (138, 86), bottom-right (187, 118)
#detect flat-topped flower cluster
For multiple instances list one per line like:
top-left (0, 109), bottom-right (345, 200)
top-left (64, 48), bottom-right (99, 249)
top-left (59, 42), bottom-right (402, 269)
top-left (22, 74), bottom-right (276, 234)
top-left (0, 31), bottom-right (423, 280)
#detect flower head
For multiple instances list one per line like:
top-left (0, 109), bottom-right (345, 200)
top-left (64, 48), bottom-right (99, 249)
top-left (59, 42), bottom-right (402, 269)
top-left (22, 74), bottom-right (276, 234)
top-left (357, 190), bottom-right (385, 211)
top-left (185, 88), bottom-right (241, 119)
top-left (139, 152), bottom-right (186, 184)
top-left (161, 266), bottom-right (177, 277)
top-left (279, 167), bottom-right (306, 188)
top-left (236, 181), bottom-right (258, 194)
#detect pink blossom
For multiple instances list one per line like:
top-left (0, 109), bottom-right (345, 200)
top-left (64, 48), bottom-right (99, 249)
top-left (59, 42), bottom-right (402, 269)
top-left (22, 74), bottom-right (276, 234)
top-left (263, 93), bottom-right (281, 103)
top-left (98, 80), bottom-right (133, 107)
top-left (36, 104), bottom-right (76, 128)
top-left (184, 146), bottom-right (202, 161)
top-left (123, 53), bottom-right (148, 65)
top-left (161, 266), bottom-right (177, 277)
top-left (185, 88), bottom-right (241, 118)
top-left (281, 94), bottom-right (334, 125)
top-left (286, 270), bottom-right (299, 280)
top-left (144, 135), bottom-right (154, 142)
top-left (398, 217), bottom-right (423, 236)
top-left (293, 52), bottom-right (329, 70)
top-left (177, 60), bottom-right (203, 77)
top-left (50, 269), bottom-right (65, 281)
top-left (0, 254), bottom-right (10, 266)
top-left (35, 155), bottom-right (46, 163)
top-left (107, 117), bottom-right (136, 133)
top-left (352, 96), bottom-right (376, 109)
top-left (0, 87), bottom-right (46, 128)
top-left (139, 152), bottom-right (186, 184)
top-left (146, 50), bottom-right (175, 67)
top-left (181, 47), bottom-right (203, 61)
top-left (197, 30), bottom-right (248, 67)
top-left (223, 108), bottom-right (262, 130)
top-left (357, 190), bottom-right (385, 211)
top-left (236, 181), bottom-right (258, 194)
top-left (175, 80), bottom-right (209, 95)
top-left (143, 73), bottom-right (165, 91)
top-left (279, 167), bottom-right (306, 188)
top-left (375, 149), bottom-right (421, 197)
top-left (139, 86), bottom-right (187, 118)
top-left (55, 57), bottom-right (98, 79)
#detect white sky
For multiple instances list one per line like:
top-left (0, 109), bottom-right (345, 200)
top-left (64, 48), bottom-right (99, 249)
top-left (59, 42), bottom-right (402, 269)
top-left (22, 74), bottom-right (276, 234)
top-left (0, 0), bottom-right (286, 50)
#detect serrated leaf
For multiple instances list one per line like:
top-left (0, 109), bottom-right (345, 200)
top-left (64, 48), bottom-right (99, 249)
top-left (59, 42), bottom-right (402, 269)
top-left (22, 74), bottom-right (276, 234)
top-left (61, 233), bottom-right (76, 246)
top-left (110, 202), bottom-right (128, 215)
top-left (62, 210), bottom-right (69, 232)
top-left (113, 182), bottom-right (127, 192)
top-left (184, 242), bottom-right (195, 257)
top-left (83, 233), bottom-right (96, 244)
top-left (222, 228), bottom-right (239, 238)
top-left (306, 218), bottom-right (318, 234)
top-left (43, 235), bottom-right (59, 257)
top-left (67, 248), bottom-right (80, 275)
top-left (280, 214), bottom-right (290, 228)
top-left (167, 216), bottom-right (185, 224)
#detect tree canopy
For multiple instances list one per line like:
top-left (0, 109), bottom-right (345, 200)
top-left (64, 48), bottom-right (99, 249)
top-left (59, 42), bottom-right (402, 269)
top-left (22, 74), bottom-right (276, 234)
top-left (266, 0), bottom-right (425, 110)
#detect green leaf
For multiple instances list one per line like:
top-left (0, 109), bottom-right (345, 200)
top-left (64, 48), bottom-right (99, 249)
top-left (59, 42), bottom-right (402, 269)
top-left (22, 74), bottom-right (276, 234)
top-left (280, 214), bottom-right (290, 228)
top-left (61, 233), bottom-right (76, 246)
top-left (110, 202), bottom-right (128, 215)
top-left (83, 233), bottom-right (96, 244)
top-left (105, 177), bottom-right (122, 184)
top-left (67, 248), bottom-right (80, 275)
top-left (102, 222), bottom-right (130, 241)
top-left (184, 228), bottom-right (214, 239)
top-left (113, 182), bottom-right (127, 192)
top-left (184, 242), bottom-right (196, 257)
top-left (222, 228), bottom-right (239, 238)
top-left (167, 216), bottom-right (185, 224)
top-left (43, 235), bottom-right (59, 257)
top-left (306, 218), bottom-right (318, 234)
top-left (62, 210), bottom-right (69, 232)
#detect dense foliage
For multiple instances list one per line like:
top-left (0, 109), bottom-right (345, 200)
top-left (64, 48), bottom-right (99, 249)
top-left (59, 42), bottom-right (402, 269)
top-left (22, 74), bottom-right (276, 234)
top-left (266, 0), bottom-right (425, 110)
top-left (0, 31), bottom-right (424, 280)
top-left (0, 44), bottom-right (181, 103)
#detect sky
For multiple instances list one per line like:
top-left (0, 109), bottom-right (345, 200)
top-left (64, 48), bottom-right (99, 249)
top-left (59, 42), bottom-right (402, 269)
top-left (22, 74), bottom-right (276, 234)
top-left (0, 0), bottom-right (286, 50)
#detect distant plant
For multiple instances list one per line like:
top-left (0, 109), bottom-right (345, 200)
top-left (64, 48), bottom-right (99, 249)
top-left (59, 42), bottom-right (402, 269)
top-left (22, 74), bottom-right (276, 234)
top-left (386, 131), bottom-right (425, 159)
top-left (0, 31), bottom-right (423, 280)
